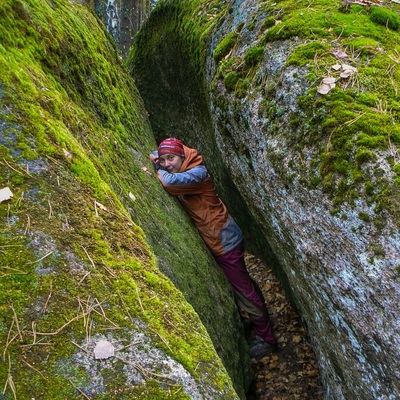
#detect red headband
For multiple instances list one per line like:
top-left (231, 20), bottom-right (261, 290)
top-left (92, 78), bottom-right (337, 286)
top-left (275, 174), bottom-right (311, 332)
top-left (158, 138), bottom-right (185, 157)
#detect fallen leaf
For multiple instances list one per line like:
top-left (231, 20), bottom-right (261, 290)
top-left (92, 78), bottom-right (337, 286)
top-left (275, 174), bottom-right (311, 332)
top-left (94, 340), bottom-right (115, 359)
top-left (322, 77), bottom-right (337, 85)
top-left (63, 148), bottom-right (72, 159)
top-left (341, 64), bottom-right (357, 74)
top-left (129, 192), bottom-right (136, 201)
top-left (94, 201), bottom-right (108, 211)
top-left (141, 166), bottom-right (152, 176)
top-left (0, 187), bottom-right (13, 203)
top-left (332, 49), bottom-right (347, 59)
top-left (317, 83), bottom-right (332, 94)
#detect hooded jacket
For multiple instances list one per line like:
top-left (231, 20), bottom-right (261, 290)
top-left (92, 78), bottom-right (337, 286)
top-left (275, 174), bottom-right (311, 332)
top-left (155, 145), bottom-right (243, 256)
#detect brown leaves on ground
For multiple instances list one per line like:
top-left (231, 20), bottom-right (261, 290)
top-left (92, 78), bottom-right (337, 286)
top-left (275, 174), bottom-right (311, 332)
top-left (245, 254), bottom-right (324, 400)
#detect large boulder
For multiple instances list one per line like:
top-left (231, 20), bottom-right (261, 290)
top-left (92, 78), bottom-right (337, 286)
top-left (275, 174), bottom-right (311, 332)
top-left (129, 0), bottom-right (400, 398)
top-left (0, 1), bottom-right (250, 398)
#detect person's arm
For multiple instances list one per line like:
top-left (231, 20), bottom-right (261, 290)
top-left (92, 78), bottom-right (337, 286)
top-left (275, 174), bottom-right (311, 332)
top-left (158, 166), bottom-right (208, 186)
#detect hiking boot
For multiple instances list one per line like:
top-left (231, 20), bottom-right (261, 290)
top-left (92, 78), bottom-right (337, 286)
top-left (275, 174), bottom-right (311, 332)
top-left (249, 336), bottom-right (277, 359)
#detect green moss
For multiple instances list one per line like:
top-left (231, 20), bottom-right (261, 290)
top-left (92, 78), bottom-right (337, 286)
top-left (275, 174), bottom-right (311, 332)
top-left (261, 16), bottom-right (276, 31)
top-left (355, 147), bottom-right (376, 164)
top-left (371, 243), bottom-right (386, 258)
top-left (224, 71), bottom-right (239, 91)
top-left (286, 41), bottom-right (330, 67)
top-left (235, 79), bottom-right (250, 98)
top-left (214, 32), bottom-right (238, 63)
top-left (244, 46), bottom-right (264, 67)
top-left (369, 6), bottom-right (400, 31)
top-left (358, 211), bottom-right (371, 222)
top-left (0, 0), bottom-right (238, 398)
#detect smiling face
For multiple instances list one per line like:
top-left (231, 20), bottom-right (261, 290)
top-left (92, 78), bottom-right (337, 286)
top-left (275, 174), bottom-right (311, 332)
top-left (159, 153), bottom-right (184, 173)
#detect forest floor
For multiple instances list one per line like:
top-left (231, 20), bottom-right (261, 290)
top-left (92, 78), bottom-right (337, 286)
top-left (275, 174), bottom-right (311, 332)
top-left (245, 254), bottom-right (325, 400)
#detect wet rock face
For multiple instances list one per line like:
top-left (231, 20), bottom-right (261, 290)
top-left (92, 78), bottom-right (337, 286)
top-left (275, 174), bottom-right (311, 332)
top-left (205, 1), bottom-right (400, 399)
top-left (130, 0), bottom-right (400, 398)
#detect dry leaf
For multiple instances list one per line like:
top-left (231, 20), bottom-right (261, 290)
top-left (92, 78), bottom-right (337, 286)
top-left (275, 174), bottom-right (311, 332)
top-left (342, 64), bottom-right (357, 73)
top-left (94, 340), bottom-right (114, 359)
top-left (94, 201), bottom-right (108, 211)
top-left (141, 166), bottom-right (152, 176)
top-left (340, 71), bottom-right (352, 78)
top-left (332, 49), bottom-right (347, 59)
top-left (317, 83), bottom-right (333, 94)
top-left (0, 187), bottom-right (13, 203)
top-left (322, 77), bottom-right (337, 85)
top-left (63, 148), bottom-right (72, 159)
top-left (331, 64), bottom-right (341, 71)
top-left (129, 192), bottom-right (136, 201)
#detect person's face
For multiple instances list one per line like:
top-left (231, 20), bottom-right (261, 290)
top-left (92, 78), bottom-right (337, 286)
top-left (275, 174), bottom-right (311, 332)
top-left (159, 153), bottom-right (184, 173)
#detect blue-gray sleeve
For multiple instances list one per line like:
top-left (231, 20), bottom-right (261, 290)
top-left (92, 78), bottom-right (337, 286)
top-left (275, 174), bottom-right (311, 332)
top-left (158, 165), bottom-right (208, 186)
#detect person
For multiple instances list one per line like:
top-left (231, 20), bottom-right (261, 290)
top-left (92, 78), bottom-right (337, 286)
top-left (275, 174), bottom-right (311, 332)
top-left (150, 137), bottom-right (276, 359)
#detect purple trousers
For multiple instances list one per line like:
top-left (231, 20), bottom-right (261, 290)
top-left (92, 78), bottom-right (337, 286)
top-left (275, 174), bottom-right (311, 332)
top-left (214, 241), bottom-right (275, 344)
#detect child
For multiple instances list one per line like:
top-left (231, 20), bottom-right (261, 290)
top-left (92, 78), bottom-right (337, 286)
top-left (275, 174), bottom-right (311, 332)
top-left (150, 138), bottom-right (276, 359)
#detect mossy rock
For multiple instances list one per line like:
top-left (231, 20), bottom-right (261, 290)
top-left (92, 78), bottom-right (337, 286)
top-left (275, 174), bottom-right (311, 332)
top-left (0, 1), bottom-right (243, 399)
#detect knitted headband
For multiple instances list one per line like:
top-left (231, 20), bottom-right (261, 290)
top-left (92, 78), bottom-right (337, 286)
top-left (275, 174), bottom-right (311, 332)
top-left (158, 138), bottom-right (185, 157)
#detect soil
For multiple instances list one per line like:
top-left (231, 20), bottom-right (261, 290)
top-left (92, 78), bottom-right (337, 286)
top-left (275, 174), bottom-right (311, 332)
top-left (245, 254), bottom-right (325, 400)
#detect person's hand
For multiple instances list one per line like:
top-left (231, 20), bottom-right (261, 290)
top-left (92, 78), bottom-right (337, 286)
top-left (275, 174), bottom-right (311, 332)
top-left (149, 151), bottom-right (159, 163)
top-left (149, 151), bottom-right (160, 171)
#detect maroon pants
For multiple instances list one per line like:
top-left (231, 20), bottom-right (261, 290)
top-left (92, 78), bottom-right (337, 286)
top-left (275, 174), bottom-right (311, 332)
top-left (214, 242), bottom-right (275, 344)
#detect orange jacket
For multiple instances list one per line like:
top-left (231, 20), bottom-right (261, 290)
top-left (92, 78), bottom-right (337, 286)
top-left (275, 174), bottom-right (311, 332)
top-left (156, 145), bottom-right (243, 256)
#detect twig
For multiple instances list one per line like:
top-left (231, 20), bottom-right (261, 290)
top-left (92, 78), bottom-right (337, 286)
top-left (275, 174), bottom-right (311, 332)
top-left (136, 286), bottom-right (144, 313)
top-left (82, 246), bottom-right (96, 269)
top-left (41, 281), bottom-right (53, 313)
top-left (114, 355), bottom-right (179, 386)
top-left (32, 321), bottom-right (37, 345)
top-left (68, 379), bottom-right (91, 400)
top-left (71, 341), bottom-right (90, 354)
top-left (78, 271), bottom-right (91, 284)
top-left (133, 362), bottom-right (178, 385)
top-left (343, 113), bottom-right (364, 126)
top-left (27, 251), bottom-right (53, 265)
top-left (0, 267), bottom-right (27, 278)
top-left (24, 214), bottom-right (31, 235)
top-left (90, 304), bottom-right (120, 328)
top-left (33, 308), bottom-right (94, 336)
top-left (149, 328), bottom-right (173, 354)
top-left (21, 358), bottom-right (46, 379)
top-left (11, 306), bottom-right (23, 340)
top-left (3, 318), bottom-right (16, 360)
top-left (15, 191), bottom-right (24, 207)
top-left (3, 355), bottom-right (17, 400)
top-left (115, 340), bottom-right (143, 352)
top-left (2, 157), bottom-right (31, 176)
top-left (48, 198), bottom-right (53, 219)
top-left (100, 262), bottom-right (116, 278)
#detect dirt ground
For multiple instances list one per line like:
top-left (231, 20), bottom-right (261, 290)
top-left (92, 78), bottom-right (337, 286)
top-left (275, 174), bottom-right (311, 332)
top-left (244, 254), bottom-right (325, 400)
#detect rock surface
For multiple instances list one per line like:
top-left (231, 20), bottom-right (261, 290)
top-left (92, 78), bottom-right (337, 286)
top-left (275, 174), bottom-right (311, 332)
top-left (0, 1), bottom-right (248, 398)
top-left (130, 0), bottom-right (400, 398)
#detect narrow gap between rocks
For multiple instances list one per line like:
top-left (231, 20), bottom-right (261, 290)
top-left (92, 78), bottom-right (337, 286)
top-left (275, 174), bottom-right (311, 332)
top-left (244, 253), bottom-right (324, 400)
